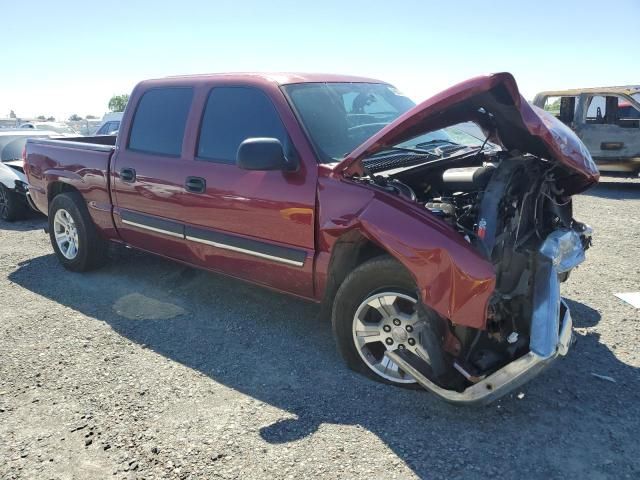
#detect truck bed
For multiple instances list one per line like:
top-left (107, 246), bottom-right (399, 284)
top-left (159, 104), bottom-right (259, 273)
top-left (25, 135), bottom-right (117, 233)
top-left (27, 134), bottom-right (117, 151)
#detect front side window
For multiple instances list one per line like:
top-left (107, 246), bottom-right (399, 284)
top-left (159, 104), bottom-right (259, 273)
top-left (197, 87), bottom-right (287, 164)
top-left (128, 87), bottom-right (193, 156)
top-left (586, 95), bottom-right (608, 122)
top-left (283, 82), bottom-right (415, 162)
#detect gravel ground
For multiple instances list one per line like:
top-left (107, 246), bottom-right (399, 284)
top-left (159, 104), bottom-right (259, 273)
top-left (1, 176), bottom-right (639, 480)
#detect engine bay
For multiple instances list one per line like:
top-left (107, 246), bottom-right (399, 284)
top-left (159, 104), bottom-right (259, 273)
top-left (359, 148), bottom-right (591, 381)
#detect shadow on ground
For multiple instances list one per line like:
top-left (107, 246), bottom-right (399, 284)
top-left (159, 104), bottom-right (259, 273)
top-left (0, 213), bottom-right (46, 232)
top-left (8, 250), bottom-right (639, 478)
top-left (581, 179), bottom-right (640, 200)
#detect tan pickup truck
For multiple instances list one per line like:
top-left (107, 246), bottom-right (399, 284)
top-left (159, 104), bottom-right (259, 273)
top-left (533, 86), bottom-right (640, 174)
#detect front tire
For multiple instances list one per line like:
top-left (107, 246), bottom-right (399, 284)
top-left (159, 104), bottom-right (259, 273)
top-left (332, 255), bottom-right (449, 387)
top-left (48, 192), bottom-right (107, 272)
top-left (0, 184), bottom-right (27, 222)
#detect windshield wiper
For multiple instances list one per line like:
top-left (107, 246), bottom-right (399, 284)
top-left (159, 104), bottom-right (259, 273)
top-left (414, 139), bottom-right (461, 149)
top-left (369, 146), bottom-right (437, 157)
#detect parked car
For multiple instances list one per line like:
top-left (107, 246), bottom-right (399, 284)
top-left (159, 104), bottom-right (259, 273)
top-left (18, 122), bottom-right (79, 136)
top-left (0, 129), bottom-right (59, 221)
top-left (25, 72), bottom-right (597, 404)
top-left (94, 112), bottom-right (123, 136)
top-left (533, 86), bottom-right (640, 174)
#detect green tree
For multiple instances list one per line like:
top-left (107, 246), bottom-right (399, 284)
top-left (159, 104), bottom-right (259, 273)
top-left (86, 114), bottom-right (98, 119)
top-left (37, 115), bottom-right (46, 121)
top-left (46, 116), bottom-right (55, 122)
top-left (69, 114), bottom-right (82, 121)
top-left (108, 94), bottom-right (129, 112)
top-left (9, 110), bottom-right (16, 119)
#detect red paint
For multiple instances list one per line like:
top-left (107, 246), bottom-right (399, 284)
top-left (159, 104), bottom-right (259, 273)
top-left (336, 72), bottom-right (600, 194)
top-left (25, 72), bottom-right (594, 332)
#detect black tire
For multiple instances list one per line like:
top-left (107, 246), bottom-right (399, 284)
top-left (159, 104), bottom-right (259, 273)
top-left (0, 183), bottom-right (27, 222)
top-left (48, 192), bottom-right (108, 272)
top-left (332, 255), bottom-right (452, 387)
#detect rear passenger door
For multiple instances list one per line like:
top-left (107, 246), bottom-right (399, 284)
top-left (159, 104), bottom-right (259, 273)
top-left (179, 85), bottom-right (317, 298)
top-left (111, 86), bottom-right (194, 261)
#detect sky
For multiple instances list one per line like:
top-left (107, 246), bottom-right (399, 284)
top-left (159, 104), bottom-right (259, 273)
top-left (1, 0), bottom-right (638, 120)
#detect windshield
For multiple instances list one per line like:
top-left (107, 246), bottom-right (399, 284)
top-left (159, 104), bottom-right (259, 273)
top-left (283, 82), bottom-right (415, 162)
top-left (361, 122), bottom-right (495, 173)
top-left (395, 122), bottom-right (488, 150)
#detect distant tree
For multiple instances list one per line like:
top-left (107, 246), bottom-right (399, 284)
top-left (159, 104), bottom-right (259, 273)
top-left (37, 115), bottom-right (46, 121)
top-left (69, 114), bottom-right (82, 121)
top-left (46, 116), bottom-right (55, 122)
top-left (85, 114), bottom-right (98, 119)
top-left (108, 94), bottom-right (129, 112)
top-left (9, 110), bottom-right (16, 118)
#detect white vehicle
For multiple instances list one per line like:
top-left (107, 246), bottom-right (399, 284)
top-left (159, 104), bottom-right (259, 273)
top-left (94, 112), bottom-right (123, 136)
top-left (17, 122), bottom-right (79, 136)
top-left (0, 130), bottom-right (57, 221)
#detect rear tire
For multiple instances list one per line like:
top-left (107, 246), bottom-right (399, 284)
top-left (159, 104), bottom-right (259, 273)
top-left (0, 184), bottom-right (27, 222)
top-left (48, 192), bottom-right (108, 272)
top-left (332, 255), bottom-right (450, 388)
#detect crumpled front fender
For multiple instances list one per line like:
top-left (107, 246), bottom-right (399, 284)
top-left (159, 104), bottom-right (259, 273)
top-left (318, 175), bottom-right (496, 329)
top-left (357, 198), bottom-right (496, 329)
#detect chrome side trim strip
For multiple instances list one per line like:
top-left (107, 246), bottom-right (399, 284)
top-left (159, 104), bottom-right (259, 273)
top-left (186, 235), bottom-right (305, 267)
top-left (122, 219), bottom-right (185, 239)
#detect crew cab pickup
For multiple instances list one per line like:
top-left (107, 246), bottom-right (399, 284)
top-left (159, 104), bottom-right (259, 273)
top-left (25, 72), bottom-right (598, 404)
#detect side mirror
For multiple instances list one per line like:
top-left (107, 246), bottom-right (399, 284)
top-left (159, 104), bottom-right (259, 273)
top-left (236, 138), bottom-right (298, 171)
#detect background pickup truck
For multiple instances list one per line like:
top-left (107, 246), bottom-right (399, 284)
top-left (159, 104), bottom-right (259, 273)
top-left (25, 72), bottom-right (597, 404)
top-left (533, 86), bottom-right (640, 174)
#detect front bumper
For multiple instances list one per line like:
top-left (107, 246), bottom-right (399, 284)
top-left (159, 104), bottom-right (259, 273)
top-left (386, 228), bottom-right (586, 405)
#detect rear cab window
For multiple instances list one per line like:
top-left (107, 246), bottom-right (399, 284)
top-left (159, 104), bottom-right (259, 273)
top-left (197, 87), bottom-right (288, 164)
top-left (128, 87), bottom-right (193, 156)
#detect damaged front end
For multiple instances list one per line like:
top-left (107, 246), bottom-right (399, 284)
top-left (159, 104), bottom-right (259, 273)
top-left (382, 157), bottom-right (593, 404)
top-left (336, 73), bottom-right (598, 404)
top-left (388, 227), bottom-right (586, 405)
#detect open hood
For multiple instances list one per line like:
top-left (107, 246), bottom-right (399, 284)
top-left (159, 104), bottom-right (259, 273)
top-left (335, 73), bottom-right (599, 194)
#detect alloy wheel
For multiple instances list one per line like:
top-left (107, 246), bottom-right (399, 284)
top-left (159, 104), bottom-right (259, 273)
top-left (352, 292), bottom-right (429, 383)
top-left (53, 209), bottom-right (79, 259)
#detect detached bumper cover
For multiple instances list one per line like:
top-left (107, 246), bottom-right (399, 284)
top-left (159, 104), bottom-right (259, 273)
top-left (386, 228), bottom-right (586, 405)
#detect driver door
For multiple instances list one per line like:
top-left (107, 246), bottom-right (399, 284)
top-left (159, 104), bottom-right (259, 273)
top-left (179, 84), bottom-right (318, 298)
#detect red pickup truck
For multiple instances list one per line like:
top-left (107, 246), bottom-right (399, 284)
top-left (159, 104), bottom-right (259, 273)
top-left (25, 72), bottom-right (598, 404)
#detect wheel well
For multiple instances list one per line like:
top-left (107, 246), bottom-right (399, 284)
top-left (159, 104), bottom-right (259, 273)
top-left (48, 182), bottom-right (79, 203)
top-left (321, 231), bottom-right (387, 313)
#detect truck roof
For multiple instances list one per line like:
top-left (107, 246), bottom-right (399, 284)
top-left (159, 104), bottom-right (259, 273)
top-left (536, 85), bottom-right (640, 97)
top-left (141, 72), bottom-right (388, 87)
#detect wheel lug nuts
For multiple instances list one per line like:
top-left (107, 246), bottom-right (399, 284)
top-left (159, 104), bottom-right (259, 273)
top-left (408, 338), bottom-right (416, 346)
top-left (383, 325), bottom-right (391, 333)
top-left (393, 318), bottom-right (401, 326)
top-left (398, 344), bottom-right (405, 350)
top-left (385, 338), bottom-right (394, 345)
top-left (406, 325), bottom-right (413, 333)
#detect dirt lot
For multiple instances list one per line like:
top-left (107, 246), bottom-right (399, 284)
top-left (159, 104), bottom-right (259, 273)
top-left (1, 176), bottom-right (639, 480)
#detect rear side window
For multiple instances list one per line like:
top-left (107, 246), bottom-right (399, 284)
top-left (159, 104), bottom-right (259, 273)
top-left (128, 87), bottom-right (193, 156)
top-left (197, 87), bottom-right (287, 163)
top-left (542, 95), bottom-right (577, 125)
